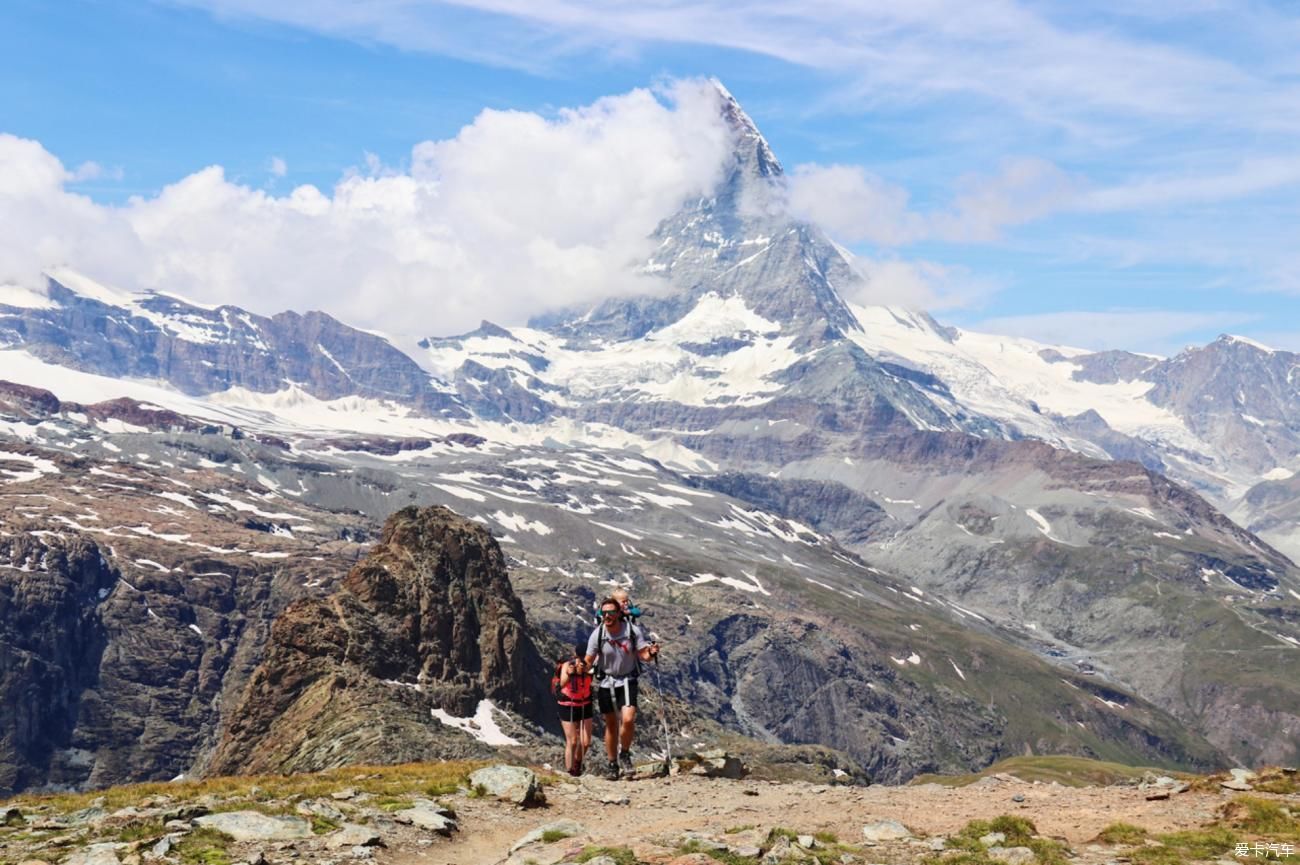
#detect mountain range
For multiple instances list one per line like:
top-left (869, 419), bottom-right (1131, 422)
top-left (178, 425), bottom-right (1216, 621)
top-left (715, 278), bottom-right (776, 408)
top-left (0, 82), bottom-right (1297, 796)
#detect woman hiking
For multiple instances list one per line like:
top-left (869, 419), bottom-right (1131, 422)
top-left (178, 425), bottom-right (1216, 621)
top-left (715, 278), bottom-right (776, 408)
top-left (585, 595), bottom-right (660, 779)
top-left (555, 644), bottom-right (594, 776)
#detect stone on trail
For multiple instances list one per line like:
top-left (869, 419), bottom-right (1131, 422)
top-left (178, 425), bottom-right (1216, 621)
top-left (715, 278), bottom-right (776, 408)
top-left (796, 835), bottom-right (816, 849)
top-left (392, 804), bottom-right (456, 835)
top-left (151, 834), bottom-right (183, 858)
top-left (470, 765), bottom-right (544, 806)
top-left (61, 844), bottom-right (123, 865)
top-left (510, 820), bottom-right (587, 853)
top-left (861, 820), bottom-right (911, 843)
top-left (295, 799), bottom-right (345, 822)
top-left (988, 847), bottom-right (1035, 864)
top-left (3, 806), bottom-right (24, 826)
top-left (332, 788), bottom-right (358, 801)
top-left (328, 823), bottom-right (384, 849)
top-left (194, 812), bottom-right (314, 842)
top-left (978, 832), bottom-right (1006, 846)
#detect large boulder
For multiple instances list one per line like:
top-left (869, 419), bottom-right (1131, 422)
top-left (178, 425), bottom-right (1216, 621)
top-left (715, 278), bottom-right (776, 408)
top-left (470, 765), bottom-right (544, 806)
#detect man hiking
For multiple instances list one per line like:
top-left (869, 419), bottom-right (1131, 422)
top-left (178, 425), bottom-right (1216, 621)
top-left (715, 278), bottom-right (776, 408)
top-left (586, 595), bottom-right (660, 779)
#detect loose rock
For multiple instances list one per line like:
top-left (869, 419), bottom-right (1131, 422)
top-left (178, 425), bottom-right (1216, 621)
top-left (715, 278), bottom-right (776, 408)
top-left (296, 800), bottom-right (346, 822)
top-left (510, 820), bottom-right (587, 852)
top-left (62, 844), bottom-right (123, 865)
top-left (194, 812), bottom-right (314, 842)
top-left (988, 847), bottom-right (1035, 864)
top-left (393, 805), bottom-right (456, 835)
top-left (328, 824), bottom-right (384, 850)
top-left (469, 765), bottom-right (544, 806)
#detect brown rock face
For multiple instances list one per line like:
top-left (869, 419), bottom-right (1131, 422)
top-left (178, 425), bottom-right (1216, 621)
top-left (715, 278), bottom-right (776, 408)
top-left (0, 533), bottom-right (115, 796)
top-left (205, 505), bottom-right (554, 776)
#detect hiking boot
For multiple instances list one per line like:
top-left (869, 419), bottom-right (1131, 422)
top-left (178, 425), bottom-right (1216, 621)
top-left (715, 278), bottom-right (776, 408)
top-left (604, 760), bottom-right (620, 780)
top-left (619, 750), bottom-right (634, 775)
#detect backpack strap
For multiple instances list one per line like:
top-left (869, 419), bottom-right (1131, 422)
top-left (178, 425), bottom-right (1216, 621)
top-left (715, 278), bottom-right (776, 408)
top-left (594, 624), bottom-right (606, 680)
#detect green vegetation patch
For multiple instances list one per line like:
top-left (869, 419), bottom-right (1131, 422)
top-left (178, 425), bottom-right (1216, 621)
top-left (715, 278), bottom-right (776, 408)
top-left (1093, 822), bottom-right (1149, 845)
top-left (1, 760), bottom-right (485, 816)
top-left (1125, 827), bottom-right (1237, 865)
top-left (310, 815), bottom-right (341, 835)
top-left (1221, 796), bottom-right (1300, 842)
top-left (925, 815), bottom-right (1070, 865)
top-left (173, 827), bottom-right (235, 865)
top-left (677, 841), bottom-right (758, 865)
top-left (542, 828), bottom-right (574, 843)
top-left (577, 846), bottom-right (641, 865)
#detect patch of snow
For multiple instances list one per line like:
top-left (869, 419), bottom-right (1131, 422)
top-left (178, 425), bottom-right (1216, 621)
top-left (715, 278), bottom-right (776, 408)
top-left (491, 511), bottom-right (553, 536)
top-left (156, 491), bottom-right (198, 510)
top-left (949, 660), bottom-right (966, 680)
top-left (0, 451), bottom-right (60, 483)
top-left (0, 282), bottom-right (57, 309)
top-left (1025, 508), bottom-right (1053, 537)
top-left (590, 520), bottom-right (643, 540)
top-left (430, 699), bottom-right (521, 746)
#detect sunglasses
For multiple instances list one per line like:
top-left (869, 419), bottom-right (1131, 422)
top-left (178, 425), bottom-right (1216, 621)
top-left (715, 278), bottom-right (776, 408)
top-left (601, 609), bottom-right (620, 617)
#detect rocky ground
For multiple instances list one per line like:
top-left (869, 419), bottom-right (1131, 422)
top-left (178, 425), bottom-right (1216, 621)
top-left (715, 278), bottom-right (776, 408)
top-left (2, 760), bottom-right (1296, 865)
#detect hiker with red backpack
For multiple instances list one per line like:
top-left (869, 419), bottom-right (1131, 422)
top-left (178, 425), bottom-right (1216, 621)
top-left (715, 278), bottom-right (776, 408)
top-left (554, 644), bottom-right (594, 776)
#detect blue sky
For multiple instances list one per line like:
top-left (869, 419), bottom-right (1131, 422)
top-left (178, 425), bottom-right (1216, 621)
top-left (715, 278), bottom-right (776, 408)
top-left (3, 0), bottom-right (1299, 354)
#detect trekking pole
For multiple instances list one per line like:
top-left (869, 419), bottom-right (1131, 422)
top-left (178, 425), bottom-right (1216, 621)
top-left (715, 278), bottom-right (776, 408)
top-left (647, 632), bottom-right (672, 775)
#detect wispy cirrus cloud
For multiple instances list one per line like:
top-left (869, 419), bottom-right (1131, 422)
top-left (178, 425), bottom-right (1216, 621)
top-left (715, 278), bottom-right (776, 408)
top-left (166, 0), bottom-right (1300, 137)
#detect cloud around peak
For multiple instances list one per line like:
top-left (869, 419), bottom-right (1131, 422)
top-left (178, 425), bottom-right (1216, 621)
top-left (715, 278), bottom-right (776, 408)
top-left (0, 80), bottom-right (735, 339)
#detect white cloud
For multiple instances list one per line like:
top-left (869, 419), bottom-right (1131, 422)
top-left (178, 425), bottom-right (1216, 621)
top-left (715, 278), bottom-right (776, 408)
top-left (785, 165), bottom-right (923, 246)
top-left (69, 161), bottom-right (125, 182)
top-left (268, 156), bottom-right (287, 177)
top-left (835, 252), bottom-right (1000, 311)
top-left (969, 309), bottom-right (1259, 355)
top-left (787, 157), bottom-right (1075, 246)
top-left (0, 80), bottom-right (733, 338)
top-left (1079, 155), bottom-right (1300, 211)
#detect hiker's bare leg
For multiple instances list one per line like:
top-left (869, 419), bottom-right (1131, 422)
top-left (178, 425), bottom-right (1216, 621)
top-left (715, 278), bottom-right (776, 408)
top-left (603, 712), bottom-right (619, 761)
top-left (619, 705), bottom-right (637, 752)
top-left (579, 718), bottom-right (593, 758)
top-left (561, 719), bottom-right (577, 772)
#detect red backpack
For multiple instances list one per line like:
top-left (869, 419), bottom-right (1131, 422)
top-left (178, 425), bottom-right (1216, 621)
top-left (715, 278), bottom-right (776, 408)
top-left (552, 660), bottom-right (592, 706)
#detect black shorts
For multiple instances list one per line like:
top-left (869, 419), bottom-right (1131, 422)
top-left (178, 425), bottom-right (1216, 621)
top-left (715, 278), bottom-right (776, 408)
top-left (596, 678), bottom-right (639, 714)
top-left (558, 702), bottom-right (594, 723)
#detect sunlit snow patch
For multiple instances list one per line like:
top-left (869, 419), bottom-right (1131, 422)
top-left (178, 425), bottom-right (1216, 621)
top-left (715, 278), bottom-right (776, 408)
top-left (491, 511), bottom-right (552, 536)
top-left (0, 452), bottom-right (60, 483)
top-left (430, 699), bottom-right (521, 746)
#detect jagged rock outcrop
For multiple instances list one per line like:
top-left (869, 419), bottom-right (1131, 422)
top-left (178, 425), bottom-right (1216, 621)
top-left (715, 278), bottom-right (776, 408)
top-left (206, 505), bottom-right (555, 776)
top-left (0, 533), bottom-right (114, 796)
